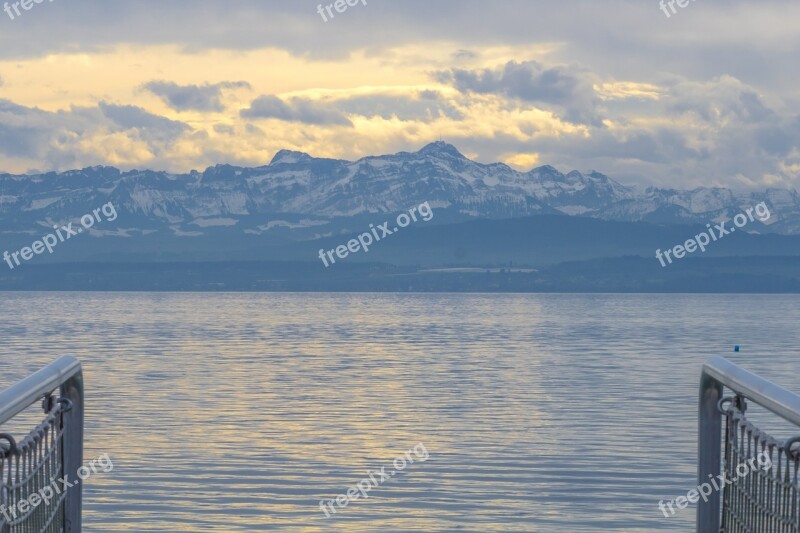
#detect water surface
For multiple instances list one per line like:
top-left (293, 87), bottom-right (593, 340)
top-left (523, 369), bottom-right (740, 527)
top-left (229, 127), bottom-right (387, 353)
top-left (1, 293), bottom-right (799, 532)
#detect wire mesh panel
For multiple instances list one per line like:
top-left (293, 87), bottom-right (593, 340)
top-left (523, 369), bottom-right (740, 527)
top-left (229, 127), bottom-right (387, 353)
top-left (721, 398), bottom-right (800, 533)
top-left (0, 357), bottom-right (83, 533)
top-left (0, 399), bottom-right (69, 533)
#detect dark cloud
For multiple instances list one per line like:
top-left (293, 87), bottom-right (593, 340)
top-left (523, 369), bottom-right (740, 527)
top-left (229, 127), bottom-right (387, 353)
top-left (240, 95), bottom-right (352, 126)
top-left (755, 126), bottom-right (796, 157)
top-left (336, 91), bottom-right (463, 122)
top-left (452, 49), bottom-right (478, 62)
top-left (245, 123), bottom-right (265, 136)
top-left (0, 99), bottom-right (78, 160)
top-left (0, 122), bottom-right (42, 159)
top-left (436, 60), bottom-right (602, 126)
top-left (242, 91), bottom-right (461, 126)
top-left (0, 99), bottom-right (31, 116)
top-left (657, 77), bottom-right (800, 165)
top-left (666, 77), bottom-right (775, 124)
top-left (0, 100), bottom-right (194, 171)
top-left (213, 124), bottom-right (235, 135)
top-left (143, 80), bottom-right (251, 112)
top-left (99, 102), bottom-right (190, 142)
top-left (422, 71), bottom-right (800, 188)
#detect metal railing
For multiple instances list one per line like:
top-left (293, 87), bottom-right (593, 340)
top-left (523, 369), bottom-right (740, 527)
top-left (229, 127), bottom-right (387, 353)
top-left (0, 357), bottom-right (84, 532)
top-left (698, 356), bottom-right (800, 532)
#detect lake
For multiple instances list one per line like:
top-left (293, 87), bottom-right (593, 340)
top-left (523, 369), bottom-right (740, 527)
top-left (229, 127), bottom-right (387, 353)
top-left (1, 293), bottom-right (799, 532)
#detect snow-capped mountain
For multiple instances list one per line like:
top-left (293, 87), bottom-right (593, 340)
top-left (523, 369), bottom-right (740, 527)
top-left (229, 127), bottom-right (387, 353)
top-left (1, 141), bottom-right (798, 237)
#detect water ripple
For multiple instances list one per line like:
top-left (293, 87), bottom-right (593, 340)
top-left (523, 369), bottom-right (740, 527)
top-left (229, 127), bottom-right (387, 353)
top-left (0, 293), bottom-right (799, 531)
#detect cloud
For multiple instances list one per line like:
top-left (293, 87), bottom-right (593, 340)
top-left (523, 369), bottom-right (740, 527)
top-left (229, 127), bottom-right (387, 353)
top-left (452, 49), bottom-right (478, 62)
top-left (213, 124), bottom-right (235, 135)
top-left (435, 60), bottom-right (602, 125)
top-left (99, 102), bottom-right (190, 143)
top-left (143, 80), bottom-right (251, 112)
top-left (0, 0), bottom-right (798, 189)
top-left (0, 99), bottom-right (197, 172)
top-left (595, 82), bottom-right (662, 101)
top-left (519, 75), bottom-right (800, 187)
top-left (0, 122), bottom-right (41, 159)
top-left (336, 91), bottom-right (464, 122)
top-left (240, 95), bottom-right (352, 126)
top-left (0, 99), bottom-right (86, 160)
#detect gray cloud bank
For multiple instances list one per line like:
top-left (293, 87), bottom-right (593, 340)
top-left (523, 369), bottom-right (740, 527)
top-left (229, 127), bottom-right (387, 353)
top-left (143, 81), bottom-right (251, 112)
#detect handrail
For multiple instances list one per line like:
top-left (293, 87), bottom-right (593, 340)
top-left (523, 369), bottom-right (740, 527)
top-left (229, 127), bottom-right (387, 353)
top-left (0, 356), bottom-right (82, 424)
top-left (697, 356), bottom-right (800, 532)
top-left (0, 356), bottom-right (84, 532)
top-left (702, 356), bottom-right (800, 427)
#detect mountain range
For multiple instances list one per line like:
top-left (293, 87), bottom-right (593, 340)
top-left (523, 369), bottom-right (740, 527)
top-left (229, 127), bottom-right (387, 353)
top-left (1, 141), bottom-right (799, 243)
top-left (2, 142), bottom-right (800, 291)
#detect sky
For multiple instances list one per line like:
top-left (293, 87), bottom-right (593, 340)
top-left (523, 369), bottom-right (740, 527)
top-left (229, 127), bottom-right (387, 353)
top-left (0, 0), bottom-right (798, 190)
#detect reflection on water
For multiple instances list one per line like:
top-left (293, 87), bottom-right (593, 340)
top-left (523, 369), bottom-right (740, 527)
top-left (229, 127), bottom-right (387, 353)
top-left (0, 293), bottom-right (799, 532)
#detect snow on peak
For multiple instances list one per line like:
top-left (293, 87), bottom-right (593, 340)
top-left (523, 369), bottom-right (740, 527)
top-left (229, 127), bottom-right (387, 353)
top-left (270, 149), bottom-right (312, 165)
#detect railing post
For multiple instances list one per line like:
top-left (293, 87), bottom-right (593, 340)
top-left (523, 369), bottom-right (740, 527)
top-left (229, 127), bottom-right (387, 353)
top-left (697, 369), bottom-right (722, 533)
top-left (61, 369), bottom-right (84, 532)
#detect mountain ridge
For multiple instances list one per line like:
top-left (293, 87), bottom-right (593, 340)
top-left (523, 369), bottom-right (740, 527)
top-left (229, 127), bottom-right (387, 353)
top-left (1, 141), bottom-right (799, 236)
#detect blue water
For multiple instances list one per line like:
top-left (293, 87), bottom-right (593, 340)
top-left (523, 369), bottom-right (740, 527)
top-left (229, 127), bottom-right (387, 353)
top-left (1, 293), bottom-right (799, 532)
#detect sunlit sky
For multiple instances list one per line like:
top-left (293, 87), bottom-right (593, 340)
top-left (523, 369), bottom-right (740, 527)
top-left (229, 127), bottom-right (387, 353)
top-left (0, 0), bottom-right (798, 189)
